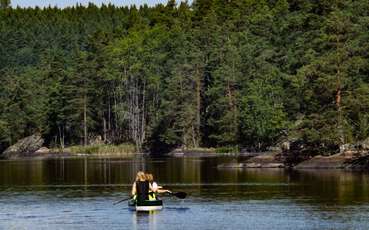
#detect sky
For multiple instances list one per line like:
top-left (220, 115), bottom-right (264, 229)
top-left (11, 0), bottom-right (176, 8)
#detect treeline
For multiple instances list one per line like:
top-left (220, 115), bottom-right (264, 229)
top-left (1, 0), bottom-right (369, 154)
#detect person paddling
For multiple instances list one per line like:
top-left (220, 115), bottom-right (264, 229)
top-left (146, 173), bottom-right (171, 195)
top-left (114, 171), bottom-right (186, 206)
top-left (131, 171), bottom-right (154, 202)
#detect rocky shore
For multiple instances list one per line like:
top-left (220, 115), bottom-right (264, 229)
top-left (1, 134), bottom-right (45, 159)
top-left (167, 147), bottom-right (260, 157)
top-left (218, 139), bottom-right (369, 170)
top-left (0, 134), bottom-right (137, 159)
top-left (218, 152), bottom-right (284, 169)
top-left (3, 135), bottom-right (369, 171)
top-left (218, 152), bottom-right (369, 170)
top-left (293, 153), bottom-right (347, 169)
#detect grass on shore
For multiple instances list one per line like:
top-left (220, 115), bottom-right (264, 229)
top-left (183, 147), bottom-right (216, 153)
top-left (215, 146), bottom-right (240, 154)
top-left (54, 144), bottom-right (239, 155)
top-left (61, 143), bottom-right (136, 155)
top-left (182, 146), bottom-right (240, 154)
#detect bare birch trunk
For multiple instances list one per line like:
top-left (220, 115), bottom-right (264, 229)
top-left (83, 94), bottom-right (88, 146)
top-left (113, 89), bottom-right (118, 132)
top-left (58, 125), bottom-right (65, 150)
top-left (195, 66), bottom-right (201, 148)
top-left (108, 95), bottom-right (111, 131)
top-left (139, 80), bottom-right (146, 152)
top-left (103, 116), bottom-right (107, 142)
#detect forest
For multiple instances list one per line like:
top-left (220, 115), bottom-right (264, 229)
top-left (0, 0), bottom-right (369, 154)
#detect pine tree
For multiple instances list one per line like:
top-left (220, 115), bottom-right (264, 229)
top-left (297, 0), bottom-right (369, 148)
top-left (207, 37), bottom-right (241, 146)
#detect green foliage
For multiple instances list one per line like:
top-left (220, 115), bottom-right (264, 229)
top-left (240, 79), bottom-right (288, 150)
top-left (1, 0), bottom-right (369, 154)
top-left (66, 143), bottom-right (136, 155)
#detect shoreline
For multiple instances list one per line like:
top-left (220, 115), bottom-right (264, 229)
top-left (0, 152), bottom-right (144, 160)
top-left (0, 143), bottom-right (139, 160)
top-left (217, 151), bottom-right (369, 171)
top-left (2, 143), bottom-right (369, 171)
top-left (166, 147), bottom-right (266, 158)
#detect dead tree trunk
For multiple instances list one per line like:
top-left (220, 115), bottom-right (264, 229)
top-left (58, 124), bottom-right (65, 150)
top-left (83, 94), bottom-right (88, 146)
top-left (194, 66), bottom-right (201, 148)
top-left (336, 31), bottom-right (344, 145)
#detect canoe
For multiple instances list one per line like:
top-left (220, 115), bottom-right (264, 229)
top-left (128, 199), bottom-right (163, 211)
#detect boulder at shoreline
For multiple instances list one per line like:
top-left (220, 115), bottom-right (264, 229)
top-left (218, 152), bottom-right (285, 169)
top-left (35, 147), bottom-right (50, 155)
top-left (293, 153), bottom-right (348, 169)
top-left (243, 152), bottom-right (285, 168)
top-left (1, 134), bottom-right (44, 159)
top-left (217, 149), bottom-right (369, 170)
top-left (345, 154), bottom-right (369, 170)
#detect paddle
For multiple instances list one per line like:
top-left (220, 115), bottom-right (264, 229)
top-left (114, 191), bottom-right (187, 205)
top-left (167, 191), bottom-right (187, 199)
top-left (113, 197), bottom-right (132, 205)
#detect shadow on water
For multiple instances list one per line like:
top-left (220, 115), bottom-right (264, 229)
top-left (164, 207), bottom-right (190, 212)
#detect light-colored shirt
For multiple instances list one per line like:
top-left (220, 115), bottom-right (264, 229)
top-left (152, 182), bottom-right (158, 192)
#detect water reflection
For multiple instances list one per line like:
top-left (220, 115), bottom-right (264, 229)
top-left (2, 156), bottom-right (369, 229)
top-left (132, 211), bottom-right (159, 230)
top-left (1, 156), bottom-right (369, 206)
top-left (288, 170), bottom-right (369, 205)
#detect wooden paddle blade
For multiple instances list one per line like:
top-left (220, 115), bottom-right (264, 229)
top-left (173, 192), bottom-right (187, 199)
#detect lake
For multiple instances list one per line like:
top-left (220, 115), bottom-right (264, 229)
top-left (1, 155), bottom-right (369, 230)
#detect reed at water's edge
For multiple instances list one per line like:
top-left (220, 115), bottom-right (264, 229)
top-left (53, 144), bottom-right (136, 156)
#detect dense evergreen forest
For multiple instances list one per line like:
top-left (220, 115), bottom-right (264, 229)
top-left (0, 0), bottom-right (369, 154)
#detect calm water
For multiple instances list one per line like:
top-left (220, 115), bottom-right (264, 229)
top-left (1, 155), bottom-right (369, 230)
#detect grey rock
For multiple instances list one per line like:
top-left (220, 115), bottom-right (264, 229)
top-left (360, 138), bottom-right (369, 150)
top-left (294, 153), bottom-right (347, 169)
top-left (281, 141), bottom-right (290, 151)
top-left (345, 153), bottom-right (369, 170)
top-left (217, 163), bottom-right (245, 168)
top-left (35, 147), bottom-right (50, 154)
top-left (1, 134), bottom-right (44, 159)
top-left (243, 162), bottom-right (284, 168)
top-left (218, 152), bottom-right (286, 169)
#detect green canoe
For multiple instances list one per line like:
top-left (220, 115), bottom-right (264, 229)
top-left (128, 199), bottom-right (163, 211)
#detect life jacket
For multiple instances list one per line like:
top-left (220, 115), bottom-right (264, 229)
top-left (136, 180), bottom-right (149, 201)
top-left (148, 191), bottom-right (156, 201)
top-left (148, 182), bottom-right (157, 200)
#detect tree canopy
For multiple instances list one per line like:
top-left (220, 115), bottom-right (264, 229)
top-left (1, 0), bottom-right (369, 154)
